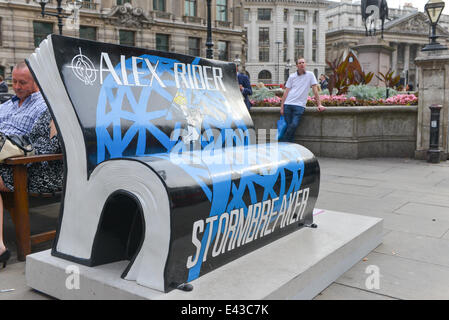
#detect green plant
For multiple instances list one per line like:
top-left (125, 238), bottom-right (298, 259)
top-left (251, 87), bottom-right (275, 102)
top-left (326, 53), bottom-right (374, 96)
top-left (346, 85), bottom-right (399, 100)
top-left (376, 69), bottom-right (401, 88)
top-left (326, 53), bottom-right (350, 95)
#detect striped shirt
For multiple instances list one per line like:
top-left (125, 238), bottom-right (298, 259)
top-left (0, 91), bottom-right (47, 136)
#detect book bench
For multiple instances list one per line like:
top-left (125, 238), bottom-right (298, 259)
top-left (27, 35), bottom-right (321, 292)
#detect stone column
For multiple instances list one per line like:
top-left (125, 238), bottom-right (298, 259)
top-left (404, 44), bottom-right (410, 83)
top-left (415, 52), bottom-right (449, 161)
top-left (391, 42), bottom-right (398, 74)
top-left (249, 9), bottom-right (257, 63)
top-left (306, 10), bottom-right (313, 62)
top-left (288, 10), bottom-right (294, 63)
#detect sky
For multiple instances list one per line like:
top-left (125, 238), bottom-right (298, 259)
top-left (329, 0), bottom-right (449, 14)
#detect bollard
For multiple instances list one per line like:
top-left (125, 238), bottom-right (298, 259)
top-left (428, 104), bottom-right (442, 163)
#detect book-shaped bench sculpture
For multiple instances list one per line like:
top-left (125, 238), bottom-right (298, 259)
top-left (27, 35), bottom-right (320, 293)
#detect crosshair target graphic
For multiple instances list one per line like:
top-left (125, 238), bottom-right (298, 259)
top-left (70, 48), bottom-right (98, 85)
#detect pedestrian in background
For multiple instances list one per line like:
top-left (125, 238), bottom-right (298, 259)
top-left (280, 58), bottom-right (325, 143)
top-left (237, 65), bottom-right (253, 110)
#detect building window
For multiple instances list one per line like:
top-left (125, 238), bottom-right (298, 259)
top-left (244, 9), bottom-right (250, 22)
top-left (314, 11), bottom-right (318, 24)
top-left (295, 49), bottom-right (304, 60)
top-left (33, 21), bottom-right (53, 48)
top-left (119, 30), bottom-right (135, 47)
top-left (156, 34), bottom-right (169, 51)
top-left (259, 48), bottom-right (269, 62)
top-left (258, 8), bottom-right (271, 21)
top-left (81, 0), bottom-right (96, 9)
top-left (117, 0), bottom-right (131, 5)
top-left (295, 28), bottom-right (304, 60)
top-left (294, 10), bottom-right (306, 23)
top-left (79, 26), bottom-right (97, 41)
top-left (284, 9), bottom-right (288, 22)
top-left (258, 70), bottom-right (272, 84)
top-left (153, 0), bottom-right (165, 11)
top-left (295, 28), bottom-right (304, 46)
top-left (185, 0), bottom-right (197, 17)
top-left (312, 48), bottom-right (316, 62)
top-left (188, 37), bottom-right (200, 56)
top-left (216, 0), bottom-right (227, 22)
top-left (259, 27), bottom-right (269, 62)
top-left (259, 27), bottom-right (269, 46)
top-left (348, 18), bottom-right (354, 26)
top-left (312, 29), bottom-right (317, 45)
top-left (328, 21), bottom-right (333, 29)
top-left (218, 41), bottom-right (229, 61)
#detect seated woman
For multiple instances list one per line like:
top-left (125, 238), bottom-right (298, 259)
top-left (0, 110), bottom-right (63, 268)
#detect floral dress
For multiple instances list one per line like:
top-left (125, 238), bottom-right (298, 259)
top-left (0, 110), bottom-right (63, 193)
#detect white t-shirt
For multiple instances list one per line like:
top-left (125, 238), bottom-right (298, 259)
top-left (284, 71), bottom-right (318, 107)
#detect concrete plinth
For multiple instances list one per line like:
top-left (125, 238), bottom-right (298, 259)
top-left (26, 210), bottom-right (382, 300)
top-left (352, 37), bottom-right (394, 87)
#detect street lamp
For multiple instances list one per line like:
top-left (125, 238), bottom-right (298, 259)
top-left (275, 41), bottom-right (282, 84)
top-left (206, 0), bottom-right (214, 58)
top-left (35, 0), bottom-right (83, 36)
top-left (422, 0), bottom-right (448, 51)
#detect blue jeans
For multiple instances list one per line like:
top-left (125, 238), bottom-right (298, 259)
top-left (281, 104), bottom-right (305, 142)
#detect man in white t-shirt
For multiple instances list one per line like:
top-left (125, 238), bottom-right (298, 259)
top-left (280, 58), bottom-right (325, 142)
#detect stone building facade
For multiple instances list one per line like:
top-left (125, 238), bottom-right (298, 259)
top-left (242, 0), bottom-right (329, 84)
top-left (326, 1), bottom-right (449, 88)
top-left (0, 0), bottom-right (245, 84)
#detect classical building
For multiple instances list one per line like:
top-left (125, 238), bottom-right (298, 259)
top-left (326, 0), bottom-right (449, 88)
top-left (242, 0), bottom-right (329, 84)
top-left (0, 0), bottom-right (245, 83)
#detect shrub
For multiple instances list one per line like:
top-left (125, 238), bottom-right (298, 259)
top-left (346, 85), bottom-right (399, 100)
top-left (251, 86), bottom-right (275, 101)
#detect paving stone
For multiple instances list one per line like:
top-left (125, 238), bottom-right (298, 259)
top-left (313, 283), bottom-right (396, 300)
top-left (0, 262), bottom-right (51, 300)
top-left (394, 202), bottom-right (449, 222)
top-left (381, 212), bottom-right (449, 238)
top-left (375, 230), bottom-right (449, 267)
top-left (320, 182), bottom-right (394, 199)
top-left (336, 252), bottom-right (449, 300)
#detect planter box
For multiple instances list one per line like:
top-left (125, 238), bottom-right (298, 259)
top-left (250, 106), bottom-right (418, 159)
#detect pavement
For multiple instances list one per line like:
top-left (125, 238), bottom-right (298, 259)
top-left (1, 157), bottom-right (449, 300)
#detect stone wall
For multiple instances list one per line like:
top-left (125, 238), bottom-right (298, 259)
top-left (250, 106), bottom-right (418, 159)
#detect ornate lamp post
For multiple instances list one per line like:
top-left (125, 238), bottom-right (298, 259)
top-left (422, 0), bottom-right (448, 51)
top-left (35, 0), bottom-right (83, 36)
top-left (206, 0), bottom-right (214, 59)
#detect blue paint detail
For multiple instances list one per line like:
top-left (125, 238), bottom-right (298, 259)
top-left (95, 55), bottom-right (306, 283)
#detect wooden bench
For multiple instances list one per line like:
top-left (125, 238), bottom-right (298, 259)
top-left (1, 153), bottom-right (63, 261)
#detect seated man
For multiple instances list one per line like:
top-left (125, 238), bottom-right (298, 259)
top-left (0, 61), bottom-right (47, 136)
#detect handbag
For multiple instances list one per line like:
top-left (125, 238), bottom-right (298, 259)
top-left (277, 115), bottom-right (287, 140)
top-left (0, 133), bottom-right (35, 163)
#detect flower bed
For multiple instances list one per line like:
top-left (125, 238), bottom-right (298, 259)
top-left (250, 94), bottom-right (418, 107)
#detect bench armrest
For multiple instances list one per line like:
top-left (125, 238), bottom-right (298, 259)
top-left (4, 153), bottom-right (63, 165)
